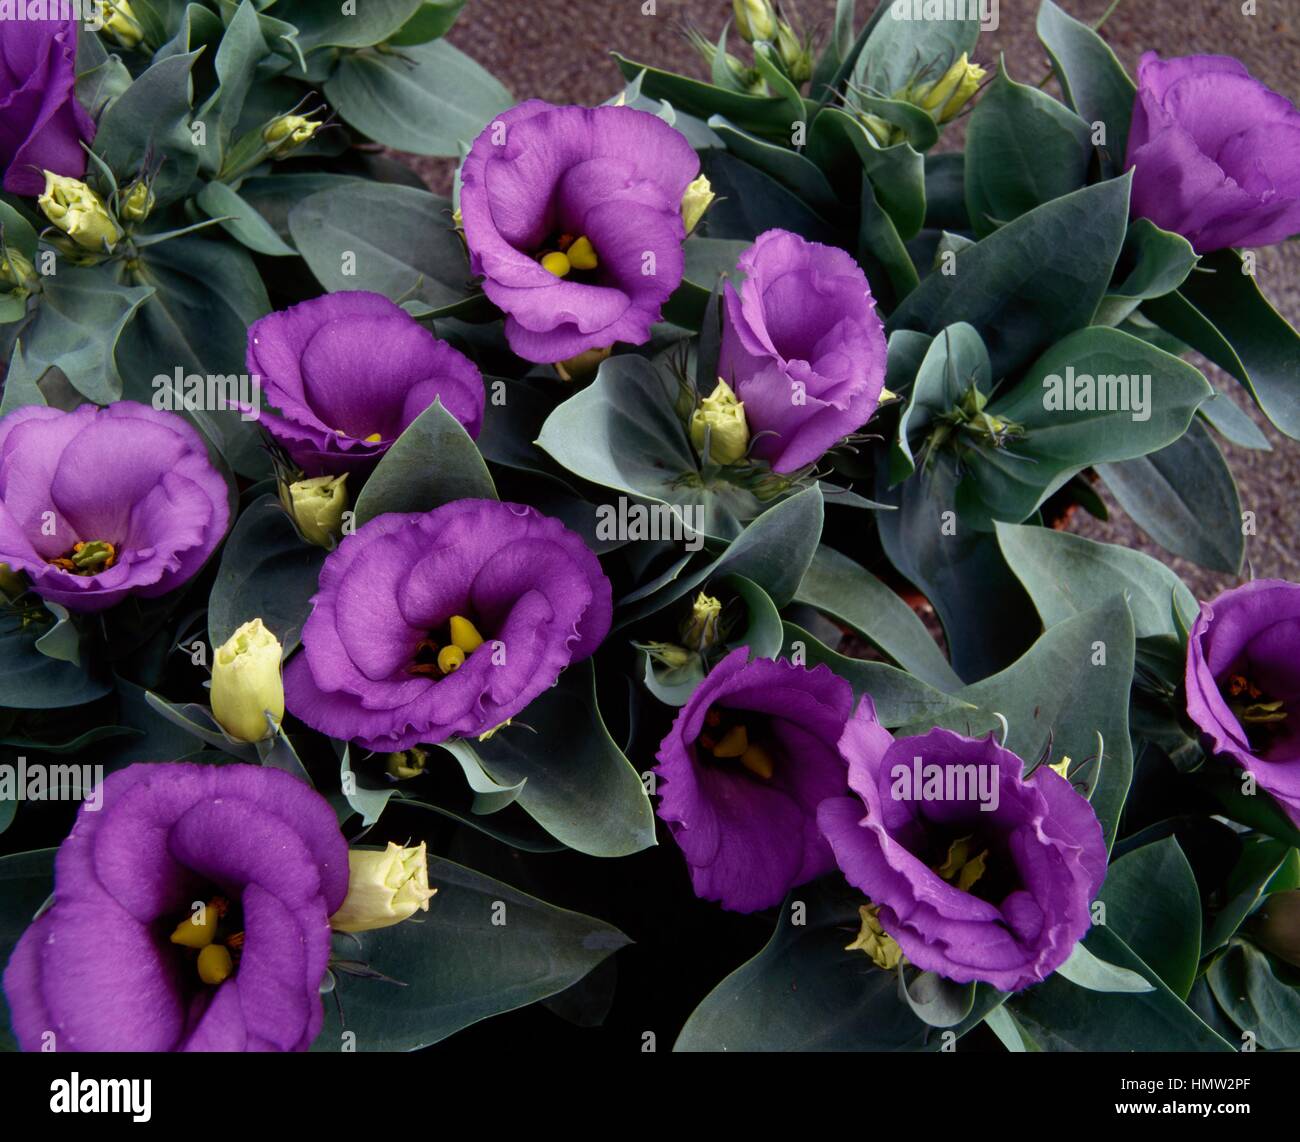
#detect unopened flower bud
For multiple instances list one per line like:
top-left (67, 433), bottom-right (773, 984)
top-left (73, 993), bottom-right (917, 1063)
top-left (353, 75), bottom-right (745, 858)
top-left (908, 53), bottom-right (986, 123)
top-left (554, 345), bottom-right (612, 383)
top-left (210, 618), bottom-right (284, 743)
top-left (680, 591), bottom-right (724, 653)
top-left (120, 179), bottom-right (155, 223)
top-left (281, 473), bottom-right (348, 548)
top-left (775, 22), bottom-right (813, 85)
top-left (690, 378), bottom-right (750, 465)
top-left (39, 172), bottom-right (122, 252)
top-left (262, 114), bottom-right (323, 158)
top-left (681, 175), bottom-right (716, 235)
top-left (385, 748), bottom-right (429, 781)
top-left (734, 0), bottom-right (778, 42)
top-left (1251, 890), bottom-right (1300, 969)
top-left (330, 842), bottom-right (436, 933)
top-left (101, 0), bottom-right (144, 49)
top-left (641, 641), bottom-right (694, 670)
top-left (0, 247), bottom-right (37, 298)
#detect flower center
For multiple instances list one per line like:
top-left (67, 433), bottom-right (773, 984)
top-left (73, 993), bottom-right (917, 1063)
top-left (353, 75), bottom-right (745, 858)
top-left (168, 895), bottom-right (244, 987)
top-left (47, 540), bottom-right (117, 576)
top-left (1223, 672), bottom-right (1288, 750)
top-left (536, 233), bottom-right (599, 279)
top-left (924, 830), bottom-right (1015, 905)
top-left (696, 706), bottom-right (774, 780)
top-left (409, 613), bottom-right (485, 679)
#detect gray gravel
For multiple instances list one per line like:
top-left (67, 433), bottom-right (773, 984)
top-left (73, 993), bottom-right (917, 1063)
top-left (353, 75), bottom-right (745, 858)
top-left (400, 0), bottom-right (1300, 601)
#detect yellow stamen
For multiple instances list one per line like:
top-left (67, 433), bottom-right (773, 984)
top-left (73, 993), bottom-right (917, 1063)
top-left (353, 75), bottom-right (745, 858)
top-left (935, 836), bottom-right (989, 893)
top-left (169, 902), bottom-right (220, 949)
top-left (740, 743), bottom-right (774, 780)
top-left (541, 251), bottom-right (571, 277)
top-left (448, 615), bottom-right (484, 653)
top-left (197, 943), bottom-right (234, 986)
top-left (711, 724), bottom-right (749, 759)
top-left (363, 433), bottom-right (382, 443)
top-left (437, 645), bottom-right (466, 675)
top-left (566, 236), bottom-right (598, 271)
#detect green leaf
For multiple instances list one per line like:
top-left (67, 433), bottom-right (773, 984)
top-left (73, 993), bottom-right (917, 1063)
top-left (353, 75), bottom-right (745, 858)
top-left (794, 544), bottom-right (959, 690)
top-left (852, 5), bottom-right (979, 103)
top-left (888, 174), bottom-right (1132, 377)
top-left (1204, 834), bottom-right (1295, 954)
top-left (470, 662), bottom-right (655, 857)
top-left (194, 0), bottom-right (269, 171)
top-left (1008, 924), bottom-right (1233, 1051)
top-left (195, 180), bottom-right (297, 256)
top-left (353, 398), bottom-right (496, 526)
top-left (0, 341), bottom-right (47, 417)
top-left (338, 744), bottom-right (393, 827)
top-left (1055, 939), bottom-right (1155, 992)
top-left (781, 623), bottom-right (975, 729)
top-left (273, 0), bottom-right (424, 52)
top-left (1096, 418), bottom-right (1244, 573)
top-left (616, 484), bottom-right (825, 627)
top-left (116, 236), bottom-right (270, 479)
top-left (612, 53), bottom-right (793, 139)
top-left (965, 326), bottom-right (1212, 526)
top-left (964, 61), bottom-right (1092, 237)
top-left (93, 51), bottom-right (203, 205)
top-left (926, 598), bottom-right (1137, 851)
top-left (1035, 0), bottom-right (1135, 177)
top-left (0, 200), bottom-right (38, 261)
top-left (1097, 837), bottom-right (1201, 999)
top-left (696, 149), bottom-right (839, 246)
top-left (288, 181), bottom-right (471, 310)
top-left (0, 848), bottom-right (55, 1052)
top-left (676, 876), bottom-right (1003, 1051)
top-left (0, 614), bottom-right (111, 710)
top-left (387, 0), bottom-right (467, 46)
top-left (898, 967), bottom-right (977, 1027)
top-left (208, 494), bottom-right (327, 653)
top-left (1208, 941), bottom-right (1300, 1050)
top-left (439, 739), bottom-right (527, 816)
top-left (21, 266), bottom-right (153, 404)
top-left (1148, 250), bottom-right (1300, 441)
top-left (1094, 219), bottom-right (1198, 327)
top-left (313, 854), bottom-right (628, 1051)
top-left (995, 521), bottom-right (1198, 640)
top-left (708, 116), bottom-right (839, 218)
top-left (325, 39), bottom-right (512, 156)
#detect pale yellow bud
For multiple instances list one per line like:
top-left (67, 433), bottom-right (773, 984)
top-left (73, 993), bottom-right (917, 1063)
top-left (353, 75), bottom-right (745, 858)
top-left (689, 378), bottom-right (750, 465)
top-left (680, 175), bottom-right (716, 236)
top-left (679, 591), bottom-right (723, 653)
top-left (734, 0), bottom-right (778, 42)
top-left (38, 173), bottom-right (122, 252)
top-left (120, 180), bottom-right (155, 223)
top-left (282, 474), bottom-right (348, 548)
top-left (908, 53), bottom-right (986, 123)
top-left (263, 114), bottom-right (323, 158)
top-left (330, 842), bottom-right (436, 933)
top-left (210, 619), bottom-right (284, 743)
top-left (101, 0), bottom-right (144, 49)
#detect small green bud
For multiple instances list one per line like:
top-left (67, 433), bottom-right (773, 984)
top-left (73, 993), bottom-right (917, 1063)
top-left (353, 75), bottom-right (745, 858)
top-left (1251, 890), bottom-right (1300, 969)
top-left (281, 474), bottom-right (348, 548)
top-left (680, 175), bottom-right (716, 236)
top-left (680, 591), bottom-right (724, 654)
top-left (385, 748), bottom-right (429, 781)
top-left (690, 378), bottom-right (750, 466)
top-left (262, 114), bottom-right (323, 158)
top-left (774, 22), bottom-right (813, 85)
top-left (734, 0), bottom-right (779, 42)
top-left (906, 53), bottom-right (986, 123)
top-left (39, 172), bottom-right (122, 252)
top-left (0, 247), bottom-right (37, 297)
top-left (641, 641), bottom-right (695, 671)
top-left (120, 180), bottom-right (155, 223)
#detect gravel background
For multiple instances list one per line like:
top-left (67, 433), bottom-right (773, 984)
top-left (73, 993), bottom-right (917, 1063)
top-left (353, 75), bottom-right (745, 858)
top-left (405, 0), bottom-right (1300, 599)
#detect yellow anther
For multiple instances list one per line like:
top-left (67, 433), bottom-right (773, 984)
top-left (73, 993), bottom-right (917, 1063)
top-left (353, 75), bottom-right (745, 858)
top-left (541, 251), bottom-right (571, 277)
top-left (711, 724), bottom-right (749, 759)
top-left (740, 743), bottom-right (774, 779)
top-left (566, 236), bottom-right (598, 271)
top-left (437, 645), bottom-right (466, 674)
top-left (448, 615), bottom-right (484, 653)
top-left (197, 943), bottom-right (234, 985)
top-left (169, 903), bottom-right (219, 949)
top-left (363, 432), bottom-right (383, 443)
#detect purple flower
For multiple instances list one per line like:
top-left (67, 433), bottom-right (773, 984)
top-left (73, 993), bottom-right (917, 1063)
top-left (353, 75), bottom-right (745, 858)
top-left (0, 402), bottom-right (229, 613)
top-left (719, 229), bottom-right (887, 474)
top-left (0, 14), bottom-right (95, 196)
top-left (817, 704), bottom-right (1106, 991)
top-left (1185, 579), bottom-right (1300, 827)
top-left (284, 499), bottom-right (612, 750)
top-left (3, 763), bottom-right (349, 1051)
top-left (653, 648), bottom-right (855, 913)
top-left (459, 100), bottom-right (699, 363)
top-left (246, 291), bottom-right (485, 476)
top-left (1125, 53), bottom-right (1300, 253)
